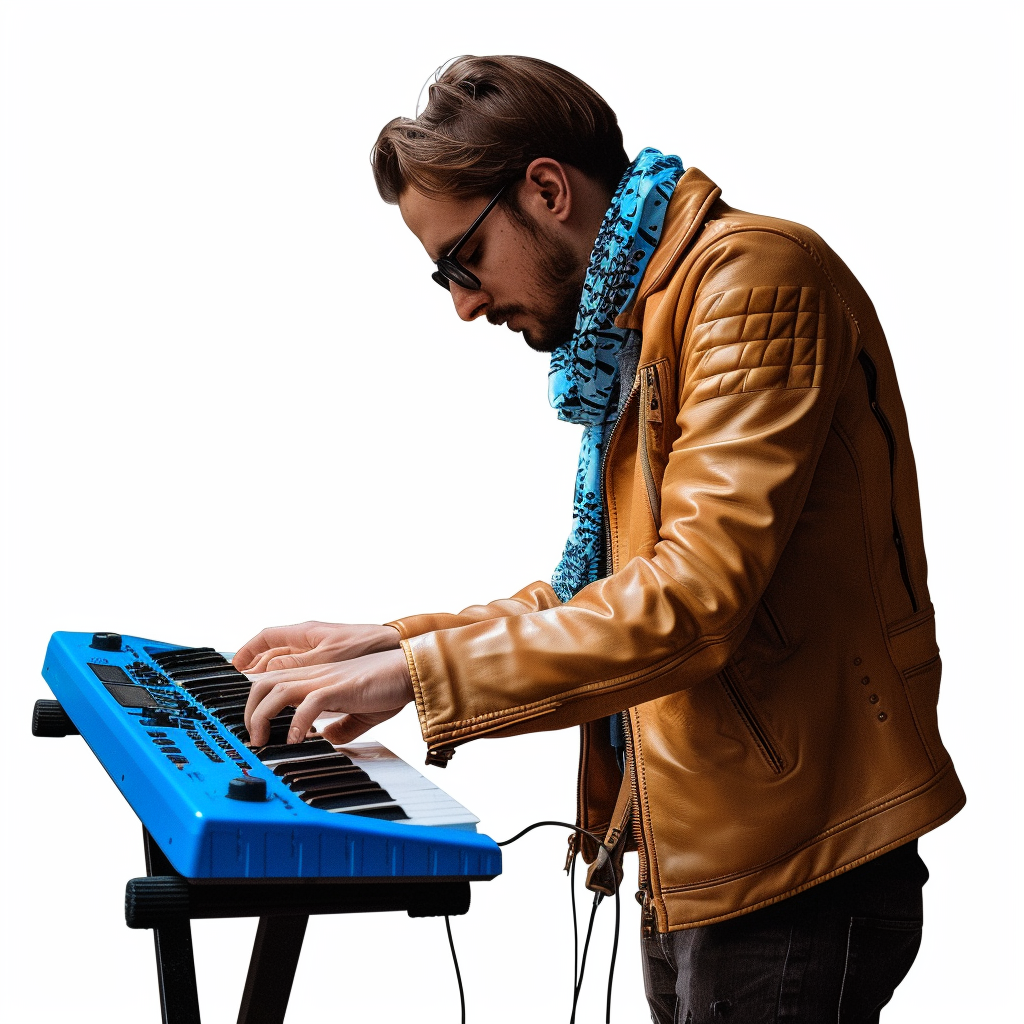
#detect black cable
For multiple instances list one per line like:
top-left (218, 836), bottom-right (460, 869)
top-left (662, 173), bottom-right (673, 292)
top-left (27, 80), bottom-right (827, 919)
top-left (569, 850), bottom-right (579, 992)
top-left (494, 819), bottom-right (623, 1024)
top-left (570, 892), bottom-right (602, 1024)
top-left (444, 914), bottom-right (465, 1024)
top-left (605, 879), bottom-right (621, 1023)
top-left (496, 819), bottom-right (602, 847)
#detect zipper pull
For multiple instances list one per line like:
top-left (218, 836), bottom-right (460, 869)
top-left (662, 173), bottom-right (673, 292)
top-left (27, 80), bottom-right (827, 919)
top-left (564, 832), bottom-right (579, 872)
top-left (646, 367), bottom-right (662, 424)
top-left (638, 890), bottom-right (656, 936)
top-left (424, 745), bottom-right (455, 768)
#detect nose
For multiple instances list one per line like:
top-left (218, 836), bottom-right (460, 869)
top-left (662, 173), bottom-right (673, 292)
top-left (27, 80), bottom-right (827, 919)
top-left (449, 281), bottom-right (489, 322)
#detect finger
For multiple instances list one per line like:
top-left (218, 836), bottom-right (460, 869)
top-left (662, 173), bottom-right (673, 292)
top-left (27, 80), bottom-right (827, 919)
top-left (264, 649), bottom-right (334, 671)
top-left (321, 709), bottom-right (403, 745)
top-left (250, 680), bottom-right (311, 746)
top-left (321, 714), bottom-right (368, 745)
top-left (287, 690), bottom-right (330, 745)
top-left (243, 676), bottom-right (280, 736)
top-left (248, 646), bottom-right (305, 673)
top-left (233, 623), bottom-right (316, 670)
top-left (233, 627), bottom-right (285, 670)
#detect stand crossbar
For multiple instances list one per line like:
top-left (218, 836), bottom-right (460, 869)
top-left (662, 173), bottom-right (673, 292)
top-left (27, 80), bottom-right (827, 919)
top-left (135, 828), bottom-right (471, 1024)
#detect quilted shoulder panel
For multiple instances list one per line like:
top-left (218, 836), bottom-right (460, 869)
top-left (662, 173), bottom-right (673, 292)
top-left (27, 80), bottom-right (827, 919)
top-left (685, 286), bottom-right (826, 404)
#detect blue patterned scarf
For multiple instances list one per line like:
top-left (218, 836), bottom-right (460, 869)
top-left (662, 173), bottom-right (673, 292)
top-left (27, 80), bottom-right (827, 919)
top-left (549, 148), bottom-right (683, 601)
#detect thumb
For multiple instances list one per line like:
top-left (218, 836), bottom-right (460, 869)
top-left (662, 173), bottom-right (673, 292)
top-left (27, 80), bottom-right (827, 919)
top-left (321, 714), bottom-right (371, 745)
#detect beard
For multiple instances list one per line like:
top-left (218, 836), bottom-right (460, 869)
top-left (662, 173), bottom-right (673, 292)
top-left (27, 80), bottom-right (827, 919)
top-left (486, 224), bottom-right (586, 353)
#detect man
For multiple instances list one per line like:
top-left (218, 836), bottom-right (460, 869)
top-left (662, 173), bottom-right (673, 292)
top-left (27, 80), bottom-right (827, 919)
top-left (238, 56), bottom-right (965, 1021)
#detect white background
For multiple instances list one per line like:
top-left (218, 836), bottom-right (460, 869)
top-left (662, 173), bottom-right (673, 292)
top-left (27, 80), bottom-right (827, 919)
top-left (1, 2), bottom-right (1019, 1021)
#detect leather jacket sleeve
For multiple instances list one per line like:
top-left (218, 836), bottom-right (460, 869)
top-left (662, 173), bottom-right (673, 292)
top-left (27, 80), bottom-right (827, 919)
top-left (388, 581), bottom-right (562, 640)
top-left (401, 232), bottom-right (860, 751)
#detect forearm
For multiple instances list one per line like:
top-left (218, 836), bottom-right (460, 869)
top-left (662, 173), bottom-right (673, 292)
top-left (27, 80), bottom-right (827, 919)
top-left (387, 580), bottom-right (562, 639)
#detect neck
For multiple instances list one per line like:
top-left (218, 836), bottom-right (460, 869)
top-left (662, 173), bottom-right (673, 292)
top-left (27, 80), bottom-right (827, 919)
top-left (562, 167), bottom-right (615, 266)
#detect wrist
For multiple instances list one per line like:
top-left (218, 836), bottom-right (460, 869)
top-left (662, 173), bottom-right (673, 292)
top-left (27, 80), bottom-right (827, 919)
top-left (367, 623), bottom-right (402, 653)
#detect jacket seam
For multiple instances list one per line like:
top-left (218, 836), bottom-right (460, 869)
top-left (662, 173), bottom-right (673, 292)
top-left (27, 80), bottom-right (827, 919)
top-left (401, 639), bottom-right (430, 738)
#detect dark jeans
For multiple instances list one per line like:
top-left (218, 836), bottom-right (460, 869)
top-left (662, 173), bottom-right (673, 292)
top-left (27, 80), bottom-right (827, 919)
top-left (642, 842), bottom-right (927, 1024)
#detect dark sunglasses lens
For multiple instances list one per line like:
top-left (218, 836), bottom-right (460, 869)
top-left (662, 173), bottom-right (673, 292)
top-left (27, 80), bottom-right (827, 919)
top-left (431, 269), bottom-right (451, 291)
top-left (434, 259), bottom-right (480, 292)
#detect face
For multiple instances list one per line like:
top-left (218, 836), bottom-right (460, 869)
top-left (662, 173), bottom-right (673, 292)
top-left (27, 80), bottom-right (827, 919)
top-left (399, 187), bottom-right (586, 352)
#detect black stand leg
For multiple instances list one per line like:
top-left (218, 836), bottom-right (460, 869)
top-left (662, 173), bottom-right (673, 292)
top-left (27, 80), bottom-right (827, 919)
top-left (132, 827), bottom-right (471, 1024)
top-left (144, 829), bottom-right (201, 1024)
top-left (236, 915), bottom-right (308, 1024)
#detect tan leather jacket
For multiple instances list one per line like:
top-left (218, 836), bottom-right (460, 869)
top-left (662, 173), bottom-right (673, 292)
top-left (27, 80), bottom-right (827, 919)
top-left (389, 168), bottom-right (965, 932)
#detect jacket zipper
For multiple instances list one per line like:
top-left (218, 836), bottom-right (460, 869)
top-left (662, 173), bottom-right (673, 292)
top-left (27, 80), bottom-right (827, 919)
top-left (857, 351), bottom-right (919, 612)
top-left (720, 666), bottom-right (784, 774)
top-left (622, 709), bottom-right (649, 882)
top-left (597, 373), bottom-right (656, 926)
top-left (638, 365), bottom-right (662, 521)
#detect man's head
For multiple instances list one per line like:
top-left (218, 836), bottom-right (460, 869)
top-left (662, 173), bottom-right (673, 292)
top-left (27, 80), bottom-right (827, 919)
top-left (371, 56), bottom-right (629, 351)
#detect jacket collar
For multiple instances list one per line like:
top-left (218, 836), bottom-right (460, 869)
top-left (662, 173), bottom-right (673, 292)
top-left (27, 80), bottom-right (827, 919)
top-left (614, 167), bottom-right (721, 330)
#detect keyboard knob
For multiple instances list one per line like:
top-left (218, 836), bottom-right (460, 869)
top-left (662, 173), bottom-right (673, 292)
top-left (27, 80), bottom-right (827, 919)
top-left (32, 699), bottom-right (80, 737)
top-left (227, 777), bottom-right (267, 802)
top-left (91, 632), bottom-right (122, 652)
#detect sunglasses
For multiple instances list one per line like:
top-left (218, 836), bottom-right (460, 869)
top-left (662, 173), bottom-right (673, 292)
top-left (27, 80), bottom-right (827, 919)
top-left (431, 183), bottom-right (509, 291)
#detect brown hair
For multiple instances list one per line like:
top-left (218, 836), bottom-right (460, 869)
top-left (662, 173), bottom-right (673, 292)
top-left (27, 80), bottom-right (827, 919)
top-left (371, 55), bottom-right (629, 205)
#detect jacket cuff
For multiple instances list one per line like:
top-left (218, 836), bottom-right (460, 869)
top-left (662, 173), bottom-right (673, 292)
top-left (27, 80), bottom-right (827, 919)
top-left (388, 612), bottom-right (470, 641)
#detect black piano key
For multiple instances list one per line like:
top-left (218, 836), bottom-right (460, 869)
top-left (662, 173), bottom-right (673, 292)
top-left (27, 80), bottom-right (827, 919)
top-left (285, 769), bottom-right (371, 793)
top-left (187, 683), bottom-right (252, 701)
top-left (167, 666), bottom-right (245, 683)
top-left (229, 710), bottom-right (295, 734)
top-left (150, 648), bottom-right (219, 668)
top-left (161, 658), bottom-right (234, 671)
top-left (217, 710), bottom-right (251, 727)
top-left (202, 695), bottom-right (251, 712)
top-left (193, 696), bottom-right (252, 714)
top-left (179, 681), bottom-right (250, 698)
top-left (304, 788), bottom-right (395, 810)
top-left (272, 754), bottom-right (354, 777)
top-left (255, 739), bottom-right (337, 762)
top-left (233, 722), bottom-right (292, 746)
top-left (342, 804), bottom-right (409, 821)
top-left (150, 646), bottom-right (216, 659)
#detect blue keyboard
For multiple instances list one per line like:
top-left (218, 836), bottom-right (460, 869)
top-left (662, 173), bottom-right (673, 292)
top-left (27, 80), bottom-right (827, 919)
top-left (41, 631), bottom-right (502, 882)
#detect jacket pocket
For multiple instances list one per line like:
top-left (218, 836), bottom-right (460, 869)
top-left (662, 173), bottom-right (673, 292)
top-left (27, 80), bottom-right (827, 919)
top-left (719, 665), bottom-right (784, 774)
top-left (887, 604), bottom-right (943, 768)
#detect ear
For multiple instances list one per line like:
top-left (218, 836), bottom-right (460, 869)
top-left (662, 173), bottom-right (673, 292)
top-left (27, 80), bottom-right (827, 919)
top-left (521, 158), bottom-right (573, 222)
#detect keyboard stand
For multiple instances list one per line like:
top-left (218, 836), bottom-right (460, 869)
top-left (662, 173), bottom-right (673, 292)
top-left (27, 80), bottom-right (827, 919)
top-left (130, 828), bottom-right (472, 1024)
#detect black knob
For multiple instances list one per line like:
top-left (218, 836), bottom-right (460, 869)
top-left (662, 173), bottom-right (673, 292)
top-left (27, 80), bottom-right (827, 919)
top-left (32, 699), bottom-right (79, 737)
top-left (91, 632), bottom-right (122, 652)
top-left (227, 777), bottom-right (267, 802)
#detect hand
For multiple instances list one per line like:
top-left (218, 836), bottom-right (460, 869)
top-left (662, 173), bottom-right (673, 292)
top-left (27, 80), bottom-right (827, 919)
top-left (232, 621), bottom-right (401, 673)
top-left (243, 648), bottom-right (415, 746)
